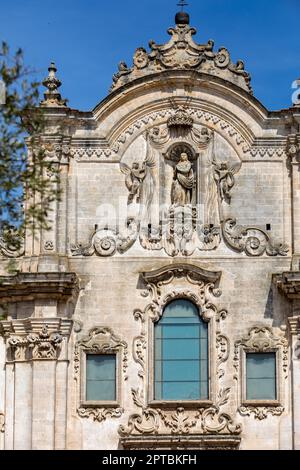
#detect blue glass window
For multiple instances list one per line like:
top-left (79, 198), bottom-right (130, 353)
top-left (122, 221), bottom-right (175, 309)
top-left (154, 299), bottom-right (208, 401)
top-left (86, 354), bottom-right (116, 401)
top-left (246, 353), bottom-right (276, 401)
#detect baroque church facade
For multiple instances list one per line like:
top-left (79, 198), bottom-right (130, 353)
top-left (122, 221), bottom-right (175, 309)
top-left (0, 10), bottom-right (300, 450)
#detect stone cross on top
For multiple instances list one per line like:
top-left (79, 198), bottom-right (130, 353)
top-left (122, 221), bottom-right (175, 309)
top-left (177, 0), bottom-right (188, 11)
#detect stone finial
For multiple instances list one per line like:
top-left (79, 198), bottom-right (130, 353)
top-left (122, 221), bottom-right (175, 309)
top-left (40, 62), bottom-right (67, 107)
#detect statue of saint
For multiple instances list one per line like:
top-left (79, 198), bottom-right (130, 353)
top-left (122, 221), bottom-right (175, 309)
top-left (171, 153), bottom-right (195, 206)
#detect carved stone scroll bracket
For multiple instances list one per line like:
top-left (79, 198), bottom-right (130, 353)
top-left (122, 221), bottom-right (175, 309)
top-left (70, 220), bottom-right (138, 257)
top-left (222, 218), bottom-right (289, 257)
top-left (74, 327), bottom-right (128, 423)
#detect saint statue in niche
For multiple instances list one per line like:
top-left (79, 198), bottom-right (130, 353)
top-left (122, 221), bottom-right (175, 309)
top-left (171, 152), bottom-right (195, 206)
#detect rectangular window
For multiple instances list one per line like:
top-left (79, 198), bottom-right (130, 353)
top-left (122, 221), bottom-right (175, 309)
top-left (86, 354), bottom-right (116, 402)
top-left (246, 352), bottom-right (276, 401)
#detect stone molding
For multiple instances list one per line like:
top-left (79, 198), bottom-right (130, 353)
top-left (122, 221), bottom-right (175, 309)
top-left (274, 272), bottom-right (300, 299)
top-left (120, 434), bottom-right (241, 450)
top-left (0, 272), bottom-right (79, 304)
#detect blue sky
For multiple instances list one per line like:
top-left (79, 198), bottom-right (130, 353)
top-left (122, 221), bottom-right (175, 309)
top-left (1, 0), bottom-right (299, 111)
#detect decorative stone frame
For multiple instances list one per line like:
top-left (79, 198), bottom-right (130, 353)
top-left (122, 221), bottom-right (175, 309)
top-left (74, 327), bottom-right (128, 422)
top-left (119, 263), bottom-right (242, 446)
top-left (234, 326), bottom-right (288, 420)
top-left (147, 289), bottom-right (215, 408)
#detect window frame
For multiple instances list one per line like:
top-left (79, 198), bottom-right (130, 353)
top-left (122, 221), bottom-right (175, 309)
top-left (241, 347), bottom-right (281, 407)
top-left (81, 350), bottom-right (120, 408)
top-left (148, 296), bottom-right (214, 408)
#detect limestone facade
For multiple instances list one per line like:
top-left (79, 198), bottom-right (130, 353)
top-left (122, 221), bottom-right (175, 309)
top-left (0, 12), bottom-right (300, 450)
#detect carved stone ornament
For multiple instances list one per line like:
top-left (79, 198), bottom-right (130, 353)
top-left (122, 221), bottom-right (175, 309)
top-left (40, 62), bottom-right (67, 107)
top-left (234, 326), bottom-right (288, 420)
top-left (222, 218), bottom-right (289, 257)
top-left (0, 228), bottom-right (24, 258)
top-left (238, 406), bottom-right (285, 421)
top-left (74, 327), bottom-right (128, 423)
top-left (119, 264), bottom-right (241, 439)
top-left (77, 407), bottom-right (124, 423)
top-left (110, 19), bottom-right (252, 94)
top-left (7, 324), bottom-right (63, 361)
top-left (286, 134), bottom-right (300, 161)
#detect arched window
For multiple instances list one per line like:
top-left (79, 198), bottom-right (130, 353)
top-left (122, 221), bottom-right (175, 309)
top-left (154, 299), bottom-right (208, 401)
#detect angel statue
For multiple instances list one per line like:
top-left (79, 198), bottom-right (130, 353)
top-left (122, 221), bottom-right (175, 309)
top-left (120, 134), bottom-right (156, 221)
top-left (213, 161), bottom-right (237, 203)
top-left (171, 152), bottom-right (195, 206)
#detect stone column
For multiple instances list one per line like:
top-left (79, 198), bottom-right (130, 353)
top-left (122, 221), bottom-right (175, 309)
top-left (288, 316), bottom-right (300, 450)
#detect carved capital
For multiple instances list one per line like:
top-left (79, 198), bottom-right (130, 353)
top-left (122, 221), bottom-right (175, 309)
top-left (286, 135), bottom-right (300, 163)
top-left (1, 318), bottom-right (72, 362)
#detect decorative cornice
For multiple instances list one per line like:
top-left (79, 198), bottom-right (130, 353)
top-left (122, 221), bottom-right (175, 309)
top-left (0, 272), bottom-right (79, 304)
top-left (274, 272), bottom-right (300, 299)
top-left (120, 434), bottom-right (241, 450)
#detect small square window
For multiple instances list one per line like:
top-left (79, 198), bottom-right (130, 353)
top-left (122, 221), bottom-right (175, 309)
top-left (86, 354), bottom-right (116, 402)
top-left (246, 352), bottom-right (276, 401)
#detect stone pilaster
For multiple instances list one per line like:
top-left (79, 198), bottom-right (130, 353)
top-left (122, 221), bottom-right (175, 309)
top-left (288, 317), bottom-right (300, 450)
top-left (287, 135), bottom-right (300, 269)
top-left (0, 318), bottom-right (73, 450)
top-left (274, 272), bottom-right (300, 449)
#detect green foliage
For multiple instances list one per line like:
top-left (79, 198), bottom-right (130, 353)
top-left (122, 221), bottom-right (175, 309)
top-left (0, 41), bottom-right (61, 249)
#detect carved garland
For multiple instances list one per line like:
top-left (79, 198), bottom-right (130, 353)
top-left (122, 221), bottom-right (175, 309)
top-left (234, 326), bottom-right (288, 420)
top-left (74, 327), bottom-right (128, 423)
top-left (119, 265), bottom-right (241, 439)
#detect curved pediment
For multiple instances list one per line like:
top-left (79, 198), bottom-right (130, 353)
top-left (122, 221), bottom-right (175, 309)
top-left (142, 263), bottom-right (221, 285)
top-left (109, 14), bottom-right (252, 96)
